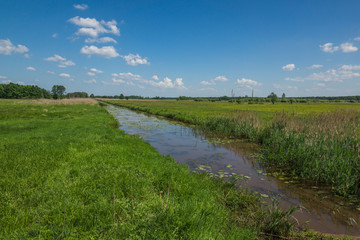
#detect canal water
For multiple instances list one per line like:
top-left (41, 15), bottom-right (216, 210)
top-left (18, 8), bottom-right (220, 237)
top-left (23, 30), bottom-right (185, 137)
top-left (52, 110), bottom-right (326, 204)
top-left (106, 105), bottom-right (360, 236)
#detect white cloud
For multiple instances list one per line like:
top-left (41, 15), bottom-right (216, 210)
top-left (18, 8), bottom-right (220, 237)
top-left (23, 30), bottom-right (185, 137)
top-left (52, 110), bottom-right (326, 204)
top-left (112, 72), bottom-right (143, 82)
top-left (59, 73), bottom-right (70, 78)
top-left (309, 64), bottom-right (323, 69)
top-left (80, 45), bottom-right (119, 58)
top-left (288, 68), bottom-right (360, 83)
top-left (175, 78), bottom-right (186, 89)
top-left (84, 79), bottom-right (96, 84)
top-left (122, 54), bottom-right (149, 66)
top-left (24, 54), bottom-right (30, 58)
top-left (237, 78), bottom-right (261, 88)
top-left (340, 42), bottom-right (358, 53)
top-left (47, 71), bottom-right (55, 74)
top-left (44, 54), bottom-right (75, 68)
top-left (285, 77), bottom-right (304, 82)
top-left (152, 75), bottom-right (159, 81)
top-left (90, 68), bottom-right (103, 73)
top-left (68, 16), bottom-right (119, 38)
top-left (1, 80), bottom-right (11, 84)
top-left (200, 75), bottom-right (228, 85)
top-left (354, 37), bottom-right (360, 41)
top-left (73, 4), bottom-right (88, 10)
top-left (341, 65), bottom-right (360, 70)
top-left (87, 72), bottom-right (96, 76)
top-left (16, 81), bottom-right (25, 85)
top-left (150, 77), bottom-right (186, 89)
top-left (26, 66), bottom-right (36, 71)
top-left (282, 64), bottom-right (295, 71)
top-left (317, 83), bottom-right (325, 87)
top-left (0, 39), bottom-right (29, 55)
top-left (85, 37), bottom-right (117, 44)
top-left (320, 43), bottom-right (339, 53)
top-left (52, 33), bottom-right (58, 38)
top-left (0, 75), bottom-right (7, 79)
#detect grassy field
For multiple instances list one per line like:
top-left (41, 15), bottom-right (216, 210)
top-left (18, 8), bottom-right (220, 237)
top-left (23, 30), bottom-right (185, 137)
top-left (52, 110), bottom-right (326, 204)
top-left (103, 100), bottom-right (360, 197)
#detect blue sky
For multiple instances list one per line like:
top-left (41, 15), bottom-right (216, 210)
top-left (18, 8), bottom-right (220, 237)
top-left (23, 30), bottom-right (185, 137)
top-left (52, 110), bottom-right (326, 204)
top-left (1, 0), bottom-right (360, 97)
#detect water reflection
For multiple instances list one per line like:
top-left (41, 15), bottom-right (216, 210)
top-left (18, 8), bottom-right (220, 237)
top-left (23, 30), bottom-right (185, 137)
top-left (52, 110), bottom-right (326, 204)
top-left (106, 105), bottom-right (360, 236)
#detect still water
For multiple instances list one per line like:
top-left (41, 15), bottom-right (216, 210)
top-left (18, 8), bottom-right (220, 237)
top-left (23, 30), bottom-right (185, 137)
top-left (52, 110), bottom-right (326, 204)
top-left (107, 105), bottom-right (360, 236)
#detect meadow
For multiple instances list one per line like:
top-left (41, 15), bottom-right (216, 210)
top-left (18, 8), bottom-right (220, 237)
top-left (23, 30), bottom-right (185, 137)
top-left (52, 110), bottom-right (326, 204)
top-left (2, 98), bottom-right (339, 239)
top-left (103, 100), bottom-right (360, 197)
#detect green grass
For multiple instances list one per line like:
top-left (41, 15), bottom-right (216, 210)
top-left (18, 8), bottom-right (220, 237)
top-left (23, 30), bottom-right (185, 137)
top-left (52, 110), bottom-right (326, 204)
top-left (0, 100), bottom-right (256, 239)
top-left (0, 99), bottom-right (350, 239)
top-left (103, 100), bottom-right (360, 197)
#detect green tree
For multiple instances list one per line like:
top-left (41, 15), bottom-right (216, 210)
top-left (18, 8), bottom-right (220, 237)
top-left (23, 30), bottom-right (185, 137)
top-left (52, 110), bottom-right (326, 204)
top-left (120, 93), bottom-right (125, 99)
top-left (268, 92), bottom-right (278, 104)
top-left (90, 94), bottom-right (95, 98)
top-left (51, 85), bottom-right (66, 99)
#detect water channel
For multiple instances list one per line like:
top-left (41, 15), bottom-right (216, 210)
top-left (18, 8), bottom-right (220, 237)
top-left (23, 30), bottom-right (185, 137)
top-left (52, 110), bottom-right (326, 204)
top-left (106, 104), bottom-right (360, 236)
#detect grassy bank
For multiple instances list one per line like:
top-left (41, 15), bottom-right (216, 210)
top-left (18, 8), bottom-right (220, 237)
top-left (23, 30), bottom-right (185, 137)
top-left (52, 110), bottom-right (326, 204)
top-left (102, 100), bottom-right (360, 197)
top-left (2, 99), bottom-right (331, 239)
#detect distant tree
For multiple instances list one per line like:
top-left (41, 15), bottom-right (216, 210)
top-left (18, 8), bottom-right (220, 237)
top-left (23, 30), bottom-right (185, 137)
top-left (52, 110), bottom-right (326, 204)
top-left (51, 85), bottom-right (66, 99)
top-left (90, 94), bottom-right (94, 98)
top-left (282, 93), bottom-right (286, 99)
top-left (120, 93), bottom-right (125, 99)
top-left (268, 92), bottom-right (278, 104)
top-left (125, 96), bottom-right (129, 100)
top-left (289, 98), bottom-right (295, 104)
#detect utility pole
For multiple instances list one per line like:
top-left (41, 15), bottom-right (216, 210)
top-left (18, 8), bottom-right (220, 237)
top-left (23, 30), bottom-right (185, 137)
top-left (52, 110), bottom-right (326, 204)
top-left (252, 88), bottom-right (254, 98)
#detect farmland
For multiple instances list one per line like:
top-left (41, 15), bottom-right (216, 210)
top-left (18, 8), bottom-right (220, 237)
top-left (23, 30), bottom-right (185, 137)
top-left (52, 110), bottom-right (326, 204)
top-left (103, 100), bottom-right (360, 197)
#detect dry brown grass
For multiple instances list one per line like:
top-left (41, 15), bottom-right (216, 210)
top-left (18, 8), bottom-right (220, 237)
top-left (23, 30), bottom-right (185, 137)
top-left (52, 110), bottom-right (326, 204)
top-left (18, 98), bottom-right (98, 105)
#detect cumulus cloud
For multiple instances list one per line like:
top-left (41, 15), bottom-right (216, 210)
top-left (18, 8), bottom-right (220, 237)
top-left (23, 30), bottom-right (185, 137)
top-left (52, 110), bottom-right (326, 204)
top-left (110, 72), bottom-right (186, 89)
top-left (287, 67), bottom-right (360, 83)
top-left (68, 16), bottom-right (119, 38)
top-left (59, 73), bottom-right (70, 78)
top-left (340, 42), bottom-right (358, 53)
top-left (44, 54), bottom-right (75, 68)
top-left (341, 65), bottom-right (360, 70)
top-left (85, 37), bottom-right (117, 44)
top-left (320, 43), bottom-right (339, 53)
top-left (122, 54), bottom-right (149, 66)
top-left (80, 45), bottom-right (119, 58)
top-left (354, 37), bottom-right (360, 41)
top-left (73, 4), bottom-right (88, 10)
top-left (0, 39), bottom-right (29, 55)
top-left (47, 71), bottom-right (55, 74)
top-left (87, 72), bottom-right (95, 76)
top-left (90, 68), bottom-right (103, 73)
top-left (237, 78), bottom-right (261, 88)
top-left (84, 79), bottom-right (96, 84)
top-left (112, 72), bottom-right (143, 82)
top-left (309, 64), bottom-right (323, 69)
top-left (317, 83), bottom-right (325, 87)
top-left (26, 66), bottom-right (36, 71)
top-left (150, 77), bottom-right (187, 89)
top-left (285, 77), bottom-right (304, 82)
top-left (1, 80), bottom-right (11, 84)
top-left (200, 75), bottom-right (228, 85)
top-left (282, 64), bottom-right (295, 71)
top-left (0, 75), bottom-right (7, 79)
top-left (52, 33), bottom-right (58, 38)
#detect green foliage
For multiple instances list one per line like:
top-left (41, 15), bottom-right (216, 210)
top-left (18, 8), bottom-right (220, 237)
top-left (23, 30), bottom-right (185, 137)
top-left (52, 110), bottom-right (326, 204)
top-left (51, 85), bottom-right (66, 99)
top-left (0, 83), bottom-right (51, 99)
top-left (119, 93), bottom-right (125, 99)
top-left (90, 93), bottom-right (95, 98)
top-left (66, 92), bottom-right (88, 98)
top-left (268, 92), bottom-right (278, 104)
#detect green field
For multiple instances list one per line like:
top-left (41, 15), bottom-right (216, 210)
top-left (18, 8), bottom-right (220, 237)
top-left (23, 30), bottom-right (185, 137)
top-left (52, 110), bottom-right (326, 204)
top-left (103, 100), bottom-right (360, 197)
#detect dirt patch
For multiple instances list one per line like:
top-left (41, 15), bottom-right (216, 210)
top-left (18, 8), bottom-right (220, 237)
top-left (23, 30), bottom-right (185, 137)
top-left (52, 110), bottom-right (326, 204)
top-left (19, 98), bottom-right (98, 105)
